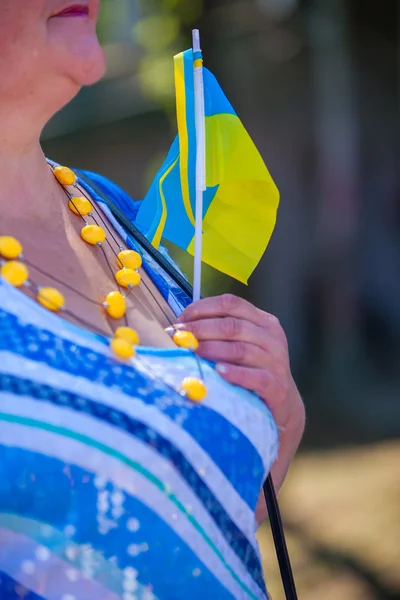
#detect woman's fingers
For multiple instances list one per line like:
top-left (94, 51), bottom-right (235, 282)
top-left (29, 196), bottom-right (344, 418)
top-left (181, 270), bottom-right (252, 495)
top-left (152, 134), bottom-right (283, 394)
top-left (178, 294), bottom-right (273, 329)
top-left (215, 363), bottom-right (269, 393)
top-left (179, 317), bottom-right (270, 350)
top-left (179, 318), bottom-right (288, 362)
top-left (215, 363), bottom-right (292, 421)
top-left (196, 340), bottom-right (268, 369)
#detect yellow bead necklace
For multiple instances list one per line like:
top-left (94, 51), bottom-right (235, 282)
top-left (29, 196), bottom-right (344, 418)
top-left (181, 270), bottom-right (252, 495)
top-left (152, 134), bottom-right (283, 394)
top-left (0, 166), bottom-right (207, 403)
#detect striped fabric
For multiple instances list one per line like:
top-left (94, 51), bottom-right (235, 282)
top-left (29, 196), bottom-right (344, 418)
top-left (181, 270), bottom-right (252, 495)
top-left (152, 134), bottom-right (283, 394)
top-left (0, 168), bottom-right (278, 600)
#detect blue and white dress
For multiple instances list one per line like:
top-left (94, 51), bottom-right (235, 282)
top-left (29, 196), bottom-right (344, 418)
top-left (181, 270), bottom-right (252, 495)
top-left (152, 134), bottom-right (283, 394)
top-left (0, 169), bottom-right (278, 600)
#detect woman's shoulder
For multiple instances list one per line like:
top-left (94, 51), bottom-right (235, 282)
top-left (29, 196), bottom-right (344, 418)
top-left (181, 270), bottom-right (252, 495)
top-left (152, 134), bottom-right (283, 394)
top-left (46, 159), bottom-right (141, 224)
top-left (77, 168), bottom-right (142, 224)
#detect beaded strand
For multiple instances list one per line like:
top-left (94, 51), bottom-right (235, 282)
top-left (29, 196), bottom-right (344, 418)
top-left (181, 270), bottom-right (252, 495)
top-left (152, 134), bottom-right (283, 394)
top-left (55, 168), bottom-right (174, 327)
top-left (0, 166), bottom-right (207, 403)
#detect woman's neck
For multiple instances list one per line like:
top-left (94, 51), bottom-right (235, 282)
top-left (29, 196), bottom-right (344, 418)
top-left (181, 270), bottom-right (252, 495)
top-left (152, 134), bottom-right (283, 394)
top-left (0, 83), bottom-right (74, 208)
top-left (0, 140), bottom-right (64, 223)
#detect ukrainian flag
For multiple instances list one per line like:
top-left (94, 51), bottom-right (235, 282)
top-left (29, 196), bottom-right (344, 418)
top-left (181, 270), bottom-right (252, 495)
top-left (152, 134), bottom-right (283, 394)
top-left (136, 49), bottom-right (280, 284)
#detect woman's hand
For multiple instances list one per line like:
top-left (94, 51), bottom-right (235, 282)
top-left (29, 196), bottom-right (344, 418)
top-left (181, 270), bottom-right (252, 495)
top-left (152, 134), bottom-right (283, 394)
top-left (176, 294), bottom-right (305, 521)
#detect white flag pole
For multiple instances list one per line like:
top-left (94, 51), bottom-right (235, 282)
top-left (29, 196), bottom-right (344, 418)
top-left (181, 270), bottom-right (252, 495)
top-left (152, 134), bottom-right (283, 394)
top-left (192, 29), bottom-right (206, 302)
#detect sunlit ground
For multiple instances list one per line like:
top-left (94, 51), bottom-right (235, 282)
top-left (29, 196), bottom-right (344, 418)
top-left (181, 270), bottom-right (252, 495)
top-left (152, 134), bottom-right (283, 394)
top-left (258, 441), bottom-right (400, 600)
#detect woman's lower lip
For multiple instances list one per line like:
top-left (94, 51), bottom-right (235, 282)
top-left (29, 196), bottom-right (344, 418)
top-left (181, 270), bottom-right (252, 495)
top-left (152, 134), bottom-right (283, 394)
top-left (54, 8), bottom-right (89, 17)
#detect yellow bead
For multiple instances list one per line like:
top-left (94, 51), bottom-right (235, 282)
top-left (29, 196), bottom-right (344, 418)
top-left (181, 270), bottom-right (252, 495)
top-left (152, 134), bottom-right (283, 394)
top-left (117, 250), bottom-right (142, 270)
top-left (1, 261), bottom-right (28, 287)
top-left (104, 291), bottom-right (126, 319)
top-left (69, 197), bottom-right (92, 216)
top-left (0, 236), bottom-right (23, 260)
top-left (110, 338), bottom-right (135, 360)
top-left (115, 268), bottom-right (141, 289)
top-left (54, 166), bottom-right (77, 186)
top-left (37, 287), bottom-right (65, 312)
top-left (181, 377), bottom-right (207, 403)
top-left (173, 330), bottom-right (199, 351)
top-left (81, 225), bottom-right (106, 245)
top-left (115, 326), bottom-right (140, 346)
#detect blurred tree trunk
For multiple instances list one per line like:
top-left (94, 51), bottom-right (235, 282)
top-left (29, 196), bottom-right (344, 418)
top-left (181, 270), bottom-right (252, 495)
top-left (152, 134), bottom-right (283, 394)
top-left (308, 0), bottom-right (361, 377)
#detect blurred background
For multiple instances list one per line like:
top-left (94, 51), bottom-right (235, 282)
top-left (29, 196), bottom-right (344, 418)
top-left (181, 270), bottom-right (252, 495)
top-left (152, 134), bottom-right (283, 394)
top-left (42, 0), bottom-right (400, 598)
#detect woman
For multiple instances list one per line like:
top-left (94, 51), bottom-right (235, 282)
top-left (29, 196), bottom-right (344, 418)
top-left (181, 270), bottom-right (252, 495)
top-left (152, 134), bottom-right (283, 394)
top-left (0, 2), bottom-right (305, 599)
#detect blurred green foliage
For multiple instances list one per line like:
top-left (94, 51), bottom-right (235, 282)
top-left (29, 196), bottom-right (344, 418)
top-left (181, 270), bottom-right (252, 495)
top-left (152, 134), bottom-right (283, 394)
top-left (96, 0), bottom-right (130, 44)
top-left (98, 0), bottom-right (203, 106)
top-left (134, 0), bottom-right (203, 106)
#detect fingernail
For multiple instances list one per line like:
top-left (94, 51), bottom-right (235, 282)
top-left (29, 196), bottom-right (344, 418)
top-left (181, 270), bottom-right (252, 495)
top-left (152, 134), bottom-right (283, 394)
top-left (216, 364), bottom-right (227, 374)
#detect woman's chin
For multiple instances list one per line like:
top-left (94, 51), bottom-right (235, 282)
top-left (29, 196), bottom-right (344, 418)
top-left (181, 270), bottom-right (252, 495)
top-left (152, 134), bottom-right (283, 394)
top-left (72, 42), bottom-right (106, 85)
top-left (48, 23), bottom-right (106, 86)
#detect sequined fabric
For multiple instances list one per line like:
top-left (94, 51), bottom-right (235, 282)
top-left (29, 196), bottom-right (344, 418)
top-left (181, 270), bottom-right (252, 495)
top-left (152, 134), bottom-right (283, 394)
top-left (0, 168), bottom-right (278, 600)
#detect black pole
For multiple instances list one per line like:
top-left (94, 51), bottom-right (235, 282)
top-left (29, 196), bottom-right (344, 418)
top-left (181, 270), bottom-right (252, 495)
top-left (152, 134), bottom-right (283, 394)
top-left (264, 474), bottom-right (298, 599)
